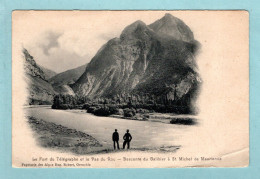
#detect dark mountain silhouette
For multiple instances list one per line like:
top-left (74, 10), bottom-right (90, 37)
top-left (23, 48), bottom-right (56, 105)
top-left (71, 13), bottom-right (201, 113)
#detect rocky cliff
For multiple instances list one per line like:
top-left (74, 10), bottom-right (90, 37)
top-left (23, 48), bottom-right (56, 104)
top-left (71, 14), bottom-right (201, 113)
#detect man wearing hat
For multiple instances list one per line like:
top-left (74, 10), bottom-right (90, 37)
top-left (123, 129), bottom-right (132, 149)
top-left (112, 129), bottom-right (120, 150)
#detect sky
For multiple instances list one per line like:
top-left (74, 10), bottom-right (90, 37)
top-left (12, 11), bottom-right (205, 73)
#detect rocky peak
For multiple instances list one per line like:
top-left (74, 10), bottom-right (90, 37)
top-left (72, 14), bottom-right (201, 113)
top-left (122, 20), bottom-right (146, 33)
top-left (120, 20), bottom-right (152, 41)
top-left (163, 13), bottom-right (179, 21)
top-left (23, 48), bottom-right (47, 81)
top-left (149, 13), bottom-right (194, 42)
top-left (22, 48), bottom-right (56, 105)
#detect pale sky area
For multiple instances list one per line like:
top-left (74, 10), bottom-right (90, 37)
top-left (12, 11), bottom-right (205, 73)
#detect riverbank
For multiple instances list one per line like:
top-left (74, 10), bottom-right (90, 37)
top-left (67, 109), bottom-right (198, 125)
top-left (27, 115), bottom-right (181, 154)
top-left (28, 116), bottom-right (109, 155)
top-left (25, 105), bottom-right (198, 125)
top-left (25, 106), bottom-right (187, 154)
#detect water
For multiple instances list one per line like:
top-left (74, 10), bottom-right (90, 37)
top-left (25, 106), bottom-right (194, 150)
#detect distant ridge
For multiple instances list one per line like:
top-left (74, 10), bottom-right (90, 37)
top-left (38, 65), bottom-right (57, 80)
top-left (49, 64), bottom-right (87, 95)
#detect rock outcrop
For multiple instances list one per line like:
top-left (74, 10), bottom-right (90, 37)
top-left (23, 48), bottom-right (56, 104)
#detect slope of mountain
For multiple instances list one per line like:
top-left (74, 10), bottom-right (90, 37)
top-left (71, 13), bottom-right (201, 113)
top-left (49, 64), bottom-right (87, 95)
top-left (23, 48), bottom-right (56, 105)
top-left (38, 65), bottom-right (57, 80)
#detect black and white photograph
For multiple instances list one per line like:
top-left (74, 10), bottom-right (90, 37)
top-left (12, 11), bottom-right (249, 168)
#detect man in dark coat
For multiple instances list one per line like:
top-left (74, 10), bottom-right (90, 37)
top-left (112, 129), bottom-right (120, 149)
top-left (123, 129), bottom-right (132, 149)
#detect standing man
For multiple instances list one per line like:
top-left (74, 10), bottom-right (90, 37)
top-left (112, 129), bottom-right (120, 150)
top-left (123, 129), bottom-right (132, 149)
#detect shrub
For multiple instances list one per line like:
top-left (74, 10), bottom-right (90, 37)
top-left (136, 108), bottom-right (150, 114)
top-left (117, 109), bottom-right (124, 115)
top-left (93, 107), bottom-right (111, 116)
top-left (82, 103), bottom-right (91, 110)
top-left (59, 104), bottom-right (71, 110)
top-left (74, 105), bottom-right (83, 109)
top-left (149, 109), bottom-right (155, 113)
top-left (52, 103), bottom-right (76, 110)
top-left (87, 106), bottom-right (99, 113)
top-left (108, 106), bottom-right (119, 115)
top-left (51, 104), bottom-right (57, 109)
top-left (123, 108), bottom-right (136, 117)
top-left (143, 114), bottom-right (150, 119)
top-left (170, 118), bottom-right (196, 125)
top-left (142, 117), bottom-right (149, 121)
top-left (91, 105), bottom-right (121, 116)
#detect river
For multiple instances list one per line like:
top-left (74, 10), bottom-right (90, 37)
top-left (25, 106), bottom-right (197, 151)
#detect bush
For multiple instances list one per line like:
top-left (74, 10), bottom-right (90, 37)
top-left (51, 104), bottom-right (57, 109)
top-left (87, 105), bottom-right (121, 116)
top-left (52, 103), bottom-right (76, 110)
top-left (95, 106), bottom-right (122, 116)
top-left (117, 109), bottom-right (124, 115)
top-left (59, 104), bottom-right (72, 110)
top-left (143, 114), bottom-right (150, 119)
top-left (108, 106), bottom-right (119, 115)
top-left (74, 105), bottom-right (83, 109)
top-left (123, 108), bottom-right (136, 117)
top-left (93, 107), bottom-right (111, 116)
top-left (136, 108), bottom-right (150, 114)
top-left (87, 106), bottom-right (99, 113)
top-left (82, 103), bottom-right (91, 110)
top-left (142, 117), bottom-right (149, 121)
top-left (170, 118), bottom-right (196, 125)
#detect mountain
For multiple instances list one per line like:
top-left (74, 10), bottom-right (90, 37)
top-left (148, 13), bottom-right (194, 42)
top-left (71, 13), bottom-right (201, 112)
top-left (23, 48), bottom-right (56, 105)
top-left (49, 64), bottom-right (87, 95)
top-left (38, 65), bottom-right (57, 80)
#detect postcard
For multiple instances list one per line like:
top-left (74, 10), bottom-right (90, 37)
top-left (12, 10), bottom-right (249, 168)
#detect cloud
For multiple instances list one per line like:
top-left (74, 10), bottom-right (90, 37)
top-left (98, 32), bottom-right (116, 41)
top-left (26, 30), bottom-right (94, 73)
top-left (41, 49), bottom-right (89, 73)
top-left (27, 29), bottom-right (118, 73)
top-left (28, 46), bottom-right (90, 73)
top-left (39, 31), bottom-right (63, 56)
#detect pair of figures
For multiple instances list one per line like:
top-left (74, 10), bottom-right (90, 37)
top-left (112, 129), bottom-right (132, 150)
